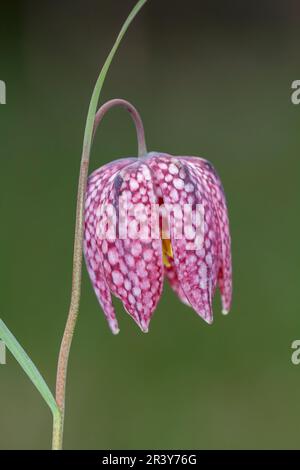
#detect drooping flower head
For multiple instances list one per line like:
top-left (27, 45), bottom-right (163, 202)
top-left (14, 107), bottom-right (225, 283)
top-left (84, 101), bottom-right (232, 334)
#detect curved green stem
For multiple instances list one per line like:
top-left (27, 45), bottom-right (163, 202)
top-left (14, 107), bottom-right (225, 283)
top-left (53, 0), bottom-right (148, 450)
top-left (93, 98), bottom-right (147, 157)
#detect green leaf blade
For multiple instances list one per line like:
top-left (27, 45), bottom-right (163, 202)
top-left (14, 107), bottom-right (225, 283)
top-left (0, 319), bottom-right (59, 418)
top-left (82, 0), bottom-right (148, 158)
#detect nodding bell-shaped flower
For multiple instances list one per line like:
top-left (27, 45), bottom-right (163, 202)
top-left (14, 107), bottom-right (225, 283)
top-left (84, 100), bottom-right (232, 334)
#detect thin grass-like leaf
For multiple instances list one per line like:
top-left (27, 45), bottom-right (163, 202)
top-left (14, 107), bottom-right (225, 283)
top-left (0, 319), bottom-right (59, 419)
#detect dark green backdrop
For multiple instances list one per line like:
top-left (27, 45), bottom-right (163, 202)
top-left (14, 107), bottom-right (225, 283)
top-left (1, 0), bottom-right (300, 449)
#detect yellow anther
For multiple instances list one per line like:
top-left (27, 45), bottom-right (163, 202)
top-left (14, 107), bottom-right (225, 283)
top-left (162, 239), bottom-right (173, 267)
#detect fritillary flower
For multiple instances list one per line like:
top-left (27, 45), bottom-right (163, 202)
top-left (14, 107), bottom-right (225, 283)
top-left (84, 101), bottom-right (232, 334)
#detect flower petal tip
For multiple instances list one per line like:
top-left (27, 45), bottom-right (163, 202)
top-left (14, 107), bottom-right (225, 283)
top-left (222, 309), bottom-right (229, 315)
top-left (140, 319), bottom-right (149, 333)
top-left (109, 320), bottom-right (120, 335)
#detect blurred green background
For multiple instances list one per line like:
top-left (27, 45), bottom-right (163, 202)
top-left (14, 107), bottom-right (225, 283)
top-left (1, 0), bottom-right (300, 450)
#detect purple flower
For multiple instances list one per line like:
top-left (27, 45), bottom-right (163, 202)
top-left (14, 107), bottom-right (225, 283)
top-left (84, 152), bottom-right (232, 334)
